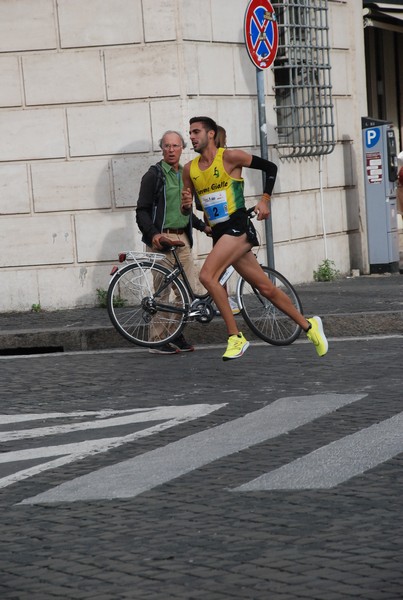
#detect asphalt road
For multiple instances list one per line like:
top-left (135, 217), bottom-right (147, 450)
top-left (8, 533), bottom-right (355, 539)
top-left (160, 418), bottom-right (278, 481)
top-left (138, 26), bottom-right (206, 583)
top-left (1, 335), bottom-right (402, 599)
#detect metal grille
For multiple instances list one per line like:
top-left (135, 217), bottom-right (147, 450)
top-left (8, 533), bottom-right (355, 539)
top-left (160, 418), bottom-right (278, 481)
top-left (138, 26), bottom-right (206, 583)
top-left (271, 0), bottom-right (335, 158)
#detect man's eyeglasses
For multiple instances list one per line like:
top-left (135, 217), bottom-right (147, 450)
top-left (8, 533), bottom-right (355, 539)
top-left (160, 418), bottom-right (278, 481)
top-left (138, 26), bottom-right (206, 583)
top-left (162, 144), bottom-right (182, 150)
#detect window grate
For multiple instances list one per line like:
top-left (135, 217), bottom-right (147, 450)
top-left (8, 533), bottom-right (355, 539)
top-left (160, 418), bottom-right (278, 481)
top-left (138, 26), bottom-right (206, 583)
top-left (271, 0), bottom-right (335, 158)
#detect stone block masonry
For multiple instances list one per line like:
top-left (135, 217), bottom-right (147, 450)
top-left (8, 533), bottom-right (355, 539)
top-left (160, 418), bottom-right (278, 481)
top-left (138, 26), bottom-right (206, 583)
top-left (0, 0), bottom-right (368, 310)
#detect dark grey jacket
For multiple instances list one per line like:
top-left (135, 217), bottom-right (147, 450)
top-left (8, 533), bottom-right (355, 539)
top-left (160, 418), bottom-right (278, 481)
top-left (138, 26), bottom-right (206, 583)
top-left (135, 161), bottom-right (206, 249)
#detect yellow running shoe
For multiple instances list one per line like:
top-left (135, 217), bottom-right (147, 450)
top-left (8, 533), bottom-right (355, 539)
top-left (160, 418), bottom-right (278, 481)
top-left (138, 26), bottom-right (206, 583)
top-left (222, 332), bottom-right (250, 361)
top-left (306, 316), bottom-right (328, 357)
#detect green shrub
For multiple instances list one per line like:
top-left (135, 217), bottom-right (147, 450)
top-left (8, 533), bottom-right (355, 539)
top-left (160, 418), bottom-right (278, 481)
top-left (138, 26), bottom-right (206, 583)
top-left (313, 259), bottom-right (340, 282)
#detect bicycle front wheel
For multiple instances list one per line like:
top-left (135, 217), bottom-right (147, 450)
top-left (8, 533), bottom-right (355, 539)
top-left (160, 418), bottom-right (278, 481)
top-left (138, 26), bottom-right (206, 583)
top-left (107, 262), bottom-right (189, 348)
top-left (238, 266), bottom-right (303, 346)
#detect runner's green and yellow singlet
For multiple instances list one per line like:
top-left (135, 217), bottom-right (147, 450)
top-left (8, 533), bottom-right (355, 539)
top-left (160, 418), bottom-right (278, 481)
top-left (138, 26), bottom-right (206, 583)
top-left (190, 148), bottom-right (245, 227)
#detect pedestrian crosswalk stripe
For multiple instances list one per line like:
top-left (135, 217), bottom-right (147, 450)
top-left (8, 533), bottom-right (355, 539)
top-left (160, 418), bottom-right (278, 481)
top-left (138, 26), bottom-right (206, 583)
top-left (0, 404), bottom-right (225, 490)
top-left (21, 394), bottom-right (365, 504)
top-left (233, 411), bottom-right (403, 491)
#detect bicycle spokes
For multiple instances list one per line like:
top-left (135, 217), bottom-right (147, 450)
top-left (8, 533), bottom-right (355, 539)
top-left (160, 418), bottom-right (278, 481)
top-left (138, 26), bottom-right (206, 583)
top-left (239, 267), bottom-right (302, 346)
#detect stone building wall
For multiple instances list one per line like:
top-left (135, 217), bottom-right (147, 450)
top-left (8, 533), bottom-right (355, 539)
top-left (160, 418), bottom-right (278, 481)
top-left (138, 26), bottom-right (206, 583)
top-left (0, 0), bottom-right (367, 311)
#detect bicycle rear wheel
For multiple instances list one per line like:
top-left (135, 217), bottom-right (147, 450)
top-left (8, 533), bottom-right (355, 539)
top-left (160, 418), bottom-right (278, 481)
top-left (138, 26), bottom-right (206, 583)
top-left (107, 262), bottom-right (189, 348)
top-left (238, 266), bottom-right (303, 346)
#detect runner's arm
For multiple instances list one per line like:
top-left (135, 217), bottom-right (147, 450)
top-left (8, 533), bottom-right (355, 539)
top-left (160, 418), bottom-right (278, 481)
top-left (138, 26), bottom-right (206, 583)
top-left (248, 155), bottom-right (278, 196)
top-left (245, 153), bottom-right (278, 221)
top-left (224, 149), bottom-right (278, 220)
top-left (224, 149), bottom-right (277, 195)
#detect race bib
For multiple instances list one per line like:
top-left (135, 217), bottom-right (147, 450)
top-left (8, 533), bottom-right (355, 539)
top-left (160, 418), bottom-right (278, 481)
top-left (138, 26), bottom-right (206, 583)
top-left (202, 191), bottom-right (229, 225)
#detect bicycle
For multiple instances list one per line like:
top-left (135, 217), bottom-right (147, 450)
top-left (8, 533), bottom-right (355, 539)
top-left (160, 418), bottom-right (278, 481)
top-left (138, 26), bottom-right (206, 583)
top-left (107, 212), bottom-right (303, 349)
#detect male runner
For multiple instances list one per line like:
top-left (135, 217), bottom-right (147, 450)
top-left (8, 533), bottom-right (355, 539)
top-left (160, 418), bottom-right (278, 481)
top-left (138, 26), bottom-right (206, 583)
top-left (181, 116), bottom-right (328, 361)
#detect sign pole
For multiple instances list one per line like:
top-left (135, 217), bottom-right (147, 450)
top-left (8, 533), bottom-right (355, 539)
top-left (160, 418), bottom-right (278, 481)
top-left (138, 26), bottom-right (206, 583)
top-left (244, 0), bottom-right (278, 270)
top-left (256, 67), bottom-right (275, 269)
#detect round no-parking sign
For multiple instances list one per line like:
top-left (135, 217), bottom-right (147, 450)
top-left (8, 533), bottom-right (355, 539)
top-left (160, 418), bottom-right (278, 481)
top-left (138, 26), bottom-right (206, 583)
top-left (244, 0), bottom-right (278, 70)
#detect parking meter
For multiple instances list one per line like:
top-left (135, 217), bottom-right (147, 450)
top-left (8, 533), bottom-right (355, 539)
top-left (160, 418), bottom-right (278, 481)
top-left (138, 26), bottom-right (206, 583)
top-left (362, 117), bottom-right (399, 273)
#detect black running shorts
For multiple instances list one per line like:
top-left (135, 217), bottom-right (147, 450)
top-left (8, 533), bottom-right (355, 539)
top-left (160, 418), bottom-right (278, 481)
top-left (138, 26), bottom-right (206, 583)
top-left (211, 209), bottom-right (259, 247)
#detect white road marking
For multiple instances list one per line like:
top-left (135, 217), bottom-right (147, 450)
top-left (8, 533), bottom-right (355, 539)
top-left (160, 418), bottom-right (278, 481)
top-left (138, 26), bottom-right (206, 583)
top-left (21, 394), bottom-right (364, 504)
top-left (233, 411), bottom-right (403, 491)
top-left (0, 404), bottom-right (225, 490)
top-left (0, 409), bottom-right (153, 425)
top-left (0, 405), bottom-right (215, 442)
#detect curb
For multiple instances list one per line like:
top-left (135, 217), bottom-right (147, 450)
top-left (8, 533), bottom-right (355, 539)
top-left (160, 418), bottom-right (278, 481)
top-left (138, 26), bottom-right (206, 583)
top-left (0, 311), bottom-right (402, 353)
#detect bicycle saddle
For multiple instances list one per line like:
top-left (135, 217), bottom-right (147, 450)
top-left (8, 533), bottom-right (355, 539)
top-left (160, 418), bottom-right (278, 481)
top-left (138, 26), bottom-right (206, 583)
top-left (159, 236), bottom-right (185, 249)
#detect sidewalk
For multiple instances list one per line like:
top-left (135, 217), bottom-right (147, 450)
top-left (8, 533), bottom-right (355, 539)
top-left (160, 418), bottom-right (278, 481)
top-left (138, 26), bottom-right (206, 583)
top-left (0, 273), bottom-right (402, 353)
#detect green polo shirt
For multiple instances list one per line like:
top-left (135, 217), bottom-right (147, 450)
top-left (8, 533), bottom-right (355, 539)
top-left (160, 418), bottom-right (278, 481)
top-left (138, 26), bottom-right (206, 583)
top-left (162, 161), bottom-right (189, 229)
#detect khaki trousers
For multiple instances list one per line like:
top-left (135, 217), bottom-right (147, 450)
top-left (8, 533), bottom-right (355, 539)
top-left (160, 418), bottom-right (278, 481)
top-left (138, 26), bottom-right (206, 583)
top-left (146, 232), bottom-right (196, 342)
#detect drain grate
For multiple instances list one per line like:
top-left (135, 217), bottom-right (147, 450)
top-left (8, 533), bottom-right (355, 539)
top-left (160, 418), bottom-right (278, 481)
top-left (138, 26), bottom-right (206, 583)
top-left (0, 346), bottom-right (64, 356)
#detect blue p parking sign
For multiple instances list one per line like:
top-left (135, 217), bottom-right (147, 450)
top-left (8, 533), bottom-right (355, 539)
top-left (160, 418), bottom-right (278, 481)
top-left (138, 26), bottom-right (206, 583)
top-left (365, 128), bottom-right (381, 149)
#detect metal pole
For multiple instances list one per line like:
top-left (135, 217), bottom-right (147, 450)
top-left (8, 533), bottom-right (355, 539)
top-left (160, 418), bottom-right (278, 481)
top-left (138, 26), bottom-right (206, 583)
top-left (318, 154), bottom-right (328, 259)
top-left (256, 68), bottom-right (275, 269)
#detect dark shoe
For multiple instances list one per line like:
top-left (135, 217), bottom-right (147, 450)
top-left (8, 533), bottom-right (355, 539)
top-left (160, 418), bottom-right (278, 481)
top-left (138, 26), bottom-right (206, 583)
top-left (149, 343), bottom-right (179, 355)
top-left (171, 334), bottom-right (194, 352)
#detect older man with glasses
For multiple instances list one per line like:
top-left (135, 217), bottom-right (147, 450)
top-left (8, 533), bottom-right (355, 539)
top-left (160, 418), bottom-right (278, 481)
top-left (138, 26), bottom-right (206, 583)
top-left (136, 130), bottom-right (211, 354)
